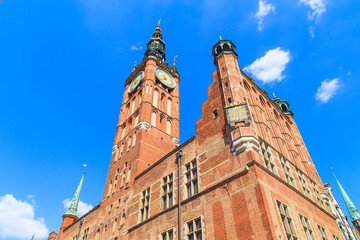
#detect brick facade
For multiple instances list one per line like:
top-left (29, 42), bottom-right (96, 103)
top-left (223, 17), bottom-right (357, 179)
top-left (55, 26), bottom-right (344, 240)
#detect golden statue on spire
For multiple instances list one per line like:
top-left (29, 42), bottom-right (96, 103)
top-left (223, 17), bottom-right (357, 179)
top-left (157, 19), bottom-right (161, 28)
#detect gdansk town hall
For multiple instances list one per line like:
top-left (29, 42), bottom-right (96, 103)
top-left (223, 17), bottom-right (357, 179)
top-left (48, 22), bottom-right (351, 240)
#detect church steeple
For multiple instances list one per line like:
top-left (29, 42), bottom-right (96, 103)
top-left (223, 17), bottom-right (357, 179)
top-left (332, 170), bottom-right (360, 230)
top-left (144, 20), bottom-right (166, 61)
top-left (65, 172), bottom-right (85, 216)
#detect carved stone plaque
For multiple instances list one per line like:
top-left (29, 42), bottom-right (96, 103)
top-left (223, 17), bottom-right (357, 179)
top-left (225, 103), bottom-right (251, 124)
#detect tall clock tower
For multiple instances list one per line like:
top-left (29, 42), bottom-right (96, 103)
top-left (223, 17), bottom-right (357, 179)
top-left (102, 22), bottom-right (180, 201)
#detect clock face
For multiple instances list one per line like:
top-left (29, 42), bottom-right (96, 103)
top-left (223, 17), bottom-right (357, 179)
top-left (155, 68), bottom-right (176, 89)
top-left (128, 71), bottom-right (144, 93)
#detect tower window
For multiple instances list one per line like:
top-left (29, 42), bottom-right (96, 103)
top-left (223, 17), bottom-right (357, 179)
top-left (213, 109), bottom-right (218, 119)
top-left (185, 160), bottom-right (199, 198)
top-left (299, 214), bottom-right (315, 240)
top-left (161, 229), bottom-right (174, 240)
top-left (228, 97), bottom-right (232, 104)
top-left (186, 218), bottom-right (203, 240)
top-left (224, 82), bottom-right (229, 87)
top-left (281, 104), bottom-right (288, 111)
top-left (140, 188), bottom-right (150, 222)
top-left (260, 142), bottom-right (277, 175)
top-left (162, 173), bottom-right (174, 210)
top-left (276, 201), bottom-right (298, 240)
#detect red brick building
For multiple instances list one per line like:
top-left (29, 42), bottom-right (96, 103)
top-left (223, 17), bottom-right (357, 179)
top-left (54, 23), bottom-right (344, 240)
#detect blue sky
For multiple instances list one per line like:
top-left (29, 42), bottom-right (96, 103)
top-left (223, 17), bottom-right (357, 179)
top-left (0, 0), bottom-right (359, 239)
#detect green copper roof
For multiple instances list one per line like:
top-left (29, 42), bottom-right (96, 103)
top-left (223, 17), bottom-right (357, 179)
top-left (65, 174), bottom-right (84, 216)
top-left (335, 175), bottom-right (360, 222)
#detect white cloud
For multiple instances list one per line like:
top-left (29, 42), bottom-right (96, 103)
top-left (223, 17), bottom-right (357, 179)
top-left (315, 78), bottom-right (341, 103)
top-left (130, 45), bottom-right (143, 51)
top-left (243, 47), bottom-right (290, 84)
top-left (0, 194), bottom-right (49, 239)
top-left (299, 0), bottom-right (327, 22)
top-left (253, 0), bottom-right (276, 31)
top-left (62, 199), bottom-right (93, 217)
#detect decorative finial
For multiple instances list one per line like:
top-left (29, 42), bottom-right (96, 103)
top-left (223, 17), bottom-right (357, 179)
top-left (83, 164), bottom-right (87, 174)
top-left (270, 86), bottom-right (276, 98)
top-left (219, 29), bottom-right (222, 40)
top-left (173, 55), bottom-right (178, 64)
top-left (157, 19), bottom-right (161, 28)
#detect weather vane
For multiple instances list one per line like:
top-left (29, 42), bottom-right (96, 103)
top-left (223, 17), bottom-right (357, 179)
top-left (83, 164), bottom-right (87, 174)
top-left (219, 29), bottom-right (222, 40)
top-left (158, 19), bottom-right (161, 28)
top-left (173, 55), bottom-right (178, 64)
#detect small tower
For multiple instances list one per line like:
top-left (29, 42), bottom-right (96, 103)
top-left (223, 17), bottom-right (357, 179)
top-left (272, 91), bottom-right (293, 116)
top-left (332, 170), bottom-right (360, 232)
top-left (57, 171), bottom-right (86, 240)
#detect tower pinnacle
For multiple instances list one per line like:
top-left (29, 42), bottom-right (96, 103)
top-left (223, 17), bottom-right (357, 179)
top-left (144, 21), bottom-right (166, 61)
top-left (65, 166), bottom-right (86, 216)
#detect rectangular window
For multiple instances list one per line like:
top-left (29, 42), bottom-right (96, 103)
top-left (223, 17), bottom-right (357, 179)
top-left (299, 214), bottom-right (315, 240)
top-left (186, 218), bottom-right (203, 240)
top-left (297, 170), bottom-right (312, 199)
top-left (185, 160), bottom-right (199, 198)
top-left (277, 200), bottom-right (298, 240)
top-left (280, 157), bottom-right (296, 187)
top-left (160, 229), bottom-right (174, 240)
top-left (261, 142), bottom-right (277, 174)
top-left (140, 188), bottom-right (150, 222)
top-left (318, 225), bottom-right (329, 240)
top-left (310, 180), bottom-right (325, 208)
top-left (162, 173), bottom-right (174, 210)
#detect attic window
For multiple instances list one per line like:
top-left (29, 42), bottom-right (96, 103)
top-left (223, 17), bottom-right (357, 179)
top-left (213, 109), bottom-right (218, 119)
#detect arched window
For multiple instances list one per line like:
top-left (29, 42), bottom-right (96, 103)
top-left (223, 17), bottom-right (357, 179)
top-left (132, 132), bottom-right (136, 147)
top-left (281, 104), bottom-right (288, 112)
top-left (120, 213), bottom-right (126, 226)
top-left (167, 98), bottom-right (172, 115)
top-left (151, 112), bottom-right (156, 126)
top-left (126, 165), bottom-right (131, 184)
top-left (121, 126), bottom-right (126, 140)
top-left (153, 89), bottom-right (159, 107)
top-left (160, 94), bottom-right (165, 109)
top-left (166, 120), bottom-right (171, 134)
top-left (146, 85), bottom-right (149, 94)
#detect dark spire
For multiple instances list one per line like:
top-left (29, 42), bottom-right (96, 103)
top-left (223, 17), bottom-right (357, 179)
top-left (144, 20), bottom-right (166, 61)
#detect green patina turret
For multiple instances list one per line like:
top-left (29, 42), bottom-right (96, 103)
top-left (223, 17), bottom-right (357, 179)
top-left (65, 171), bottom-right (85, 216)
top-left (144, 20), bottom-right (166, 62)
top-left (332, 170), bottom-right (360, 223)
top-left (271, 90), bottom-right (293, 116)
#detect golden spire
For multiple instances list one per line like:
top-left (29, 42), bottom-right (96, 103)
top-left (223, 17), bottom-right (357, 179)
top-left (157, 19), bottom-right (161, 28)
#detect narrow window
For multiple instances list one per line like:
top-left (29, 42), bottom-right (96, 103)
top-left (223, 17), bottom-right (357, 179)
top-left (127, 136), bottom-right (132, 151)
top-left (318, 225), bottom-right (329, 240)
top-left (166, 120), bottom-right (171, 135)
top-left (280, 157), bottom-right (296, 188)
top-left (311, 181), bottom-right (325, 208)
top-left (225, 82), bottom-right (229, 87)
top-left (121, 126), bottom-right (126, 140)
top-left (112, 218), bottom-right (117, 232)
top-left (186, 218), bottom-right (203, 240)
top-left (162, 173), bottom-right (174, 210)
top-left (131, 98), bottom-right (136, 114)
top-left (107, 180), bottom-right (113, 197)
top-left (277, 201), bottom-right (298, 240)
top-left (332, 235), bottom-right (340, 240)
top-left (140, 188), bottom-right (151, 222)
top-left (153, 89), bottom-right (159, 108)
top-left (185, 160), bottom-right (199, 198)
top-left (167, 98), bottom-right (172, 115)
top-left (134, 114), bottom-right (139, 127)
top-left (146, 85), bottom-right (149, 94)
top-left (125, 165), bottom-right (131, 184)
top-left (160, 94), bottom-right (165, 109)
top-left (297, 170), bottom-right (312, 199)
top-left (299, 214), bottom-right (315, 240)
top-left (132, 132), bottom-right (137, 147)
top-left (95, 230), bottom-right (100, 240)
top-left (228, 97), bottom-right (232, 104)
top-left (213, 109), bottom-right (218, 119)
top-left (120, 213), bottom-right (126, 226)
top-left (151, 112), bottom-right (157, 126)
top-left (161, 229), bottom-right (174, 240)
top-left (260, 142), bottom-right (277, 174)
top-left (82, 228), bottom-right (89, 240)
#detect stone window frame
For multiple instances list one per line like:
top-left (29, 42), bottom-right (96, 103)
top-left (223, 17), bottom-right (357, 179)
top-left (139, 187), bottom-right (151, 222)
top-left (160, 228), bottom-right (175, 240)
top-left (185, 217), bottom-right (203, 240)
top-left (276, 200), bottom-right (298, 240)
top-left (317, 225), bottom-right (329, 240)
top-left (310, 180), bottom-right (325, 209)
top-left (260, 141), bottom-right (278, 175)
top-left (298, 214), bottom-right (316, 240)
top-left (185, 159), bottom-right (199, 199)
top-left (161, 172), bottom-right (174, 210)
top-left (296, 169), bottom-right (312, 199)
top-left (280, 156), bottom-right (296, 188)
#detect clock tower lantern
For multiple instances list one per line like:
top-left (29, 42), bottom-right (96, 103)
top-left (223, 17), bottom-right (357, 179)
top-left (102, 22), bottom-right (180, 202)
